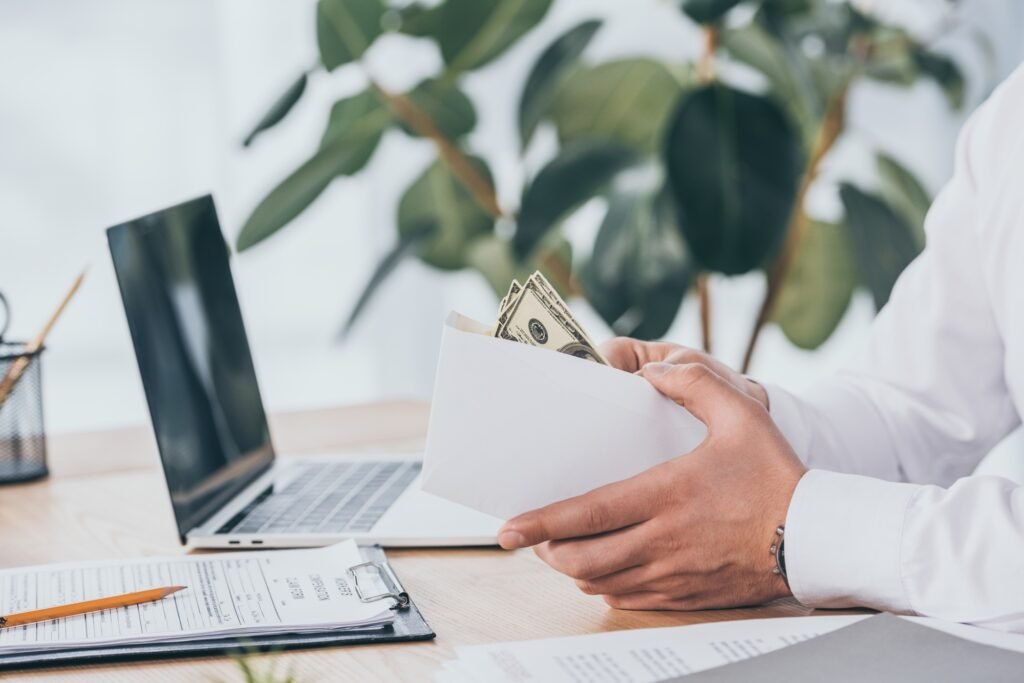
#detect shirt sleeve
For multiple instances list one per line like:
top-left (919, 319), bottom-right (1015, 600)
top-left (763, 65), bottom-right (1024, 631)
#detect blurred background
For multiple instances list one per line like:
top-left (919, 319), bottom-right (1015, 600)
top-left (1, 0), bottom-right (1022, 477)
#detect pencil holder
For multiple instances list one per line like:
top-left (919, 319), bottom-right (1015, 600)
top-left (0, 341), bottom-right (49, 484)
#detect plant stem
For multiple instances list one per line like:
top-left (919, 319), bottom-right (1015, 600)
top-left (740, 87), bottom-right (848, 374)
top-left (537, 247), bottom-right (581, 298)
top-left (691, 26), bottom-right (719, 353)
top-left (696, 276), bottom-right (712, 353)
top-left (370, 81), bottom-right (505, 219)
top-left (697, 25), bottom-right (720, 82)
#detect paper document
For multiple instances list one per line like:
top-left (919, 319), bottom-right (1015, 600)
top-left (434, 615), bottom-right (867, 683)
top-left (0, 541), bottom-right (392, 655)
top-left (435, 615), bottom-right (1024, 682)
top-left (422, 312), bottom-right (707, 519)
top-left (680, 614), bottom-right (1024, 682)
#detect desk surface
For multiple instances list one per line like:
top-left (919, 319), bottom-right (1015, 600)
top-left (0, 401), bottom-right (855, 682)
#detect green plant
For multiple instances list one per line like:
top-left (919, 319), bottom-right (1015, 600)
top-left (238, 0), bottom-right (968, 370)
top-left (216, 653), bottom-right (297, 683)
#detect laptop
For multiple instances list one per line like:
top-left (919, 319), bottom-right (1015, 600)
top-left (107, 195), bottom-right (500, 549)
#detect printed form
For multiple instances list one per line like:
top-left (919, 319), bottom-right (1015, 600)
top-left (435, 616), bottom-right (874, 682)
top-left (0, 540), bottom-right (392, 654)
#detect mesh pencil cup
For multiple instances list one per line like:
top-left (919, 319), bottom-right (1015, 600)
top-left (0, 293), bottom-right (49, 484)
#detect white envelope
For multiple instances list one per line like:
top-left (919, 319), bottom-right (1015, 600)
top-left (421, 312), bottom-right (708, 520)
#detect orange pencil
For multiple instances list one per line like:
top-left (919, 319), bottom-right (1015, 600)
top-left (0, 586), bottom-right (187, 628)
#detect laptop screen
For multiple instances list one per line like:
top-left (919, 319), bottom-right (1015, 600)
top-left (107, 195), bottom-right (274, 541)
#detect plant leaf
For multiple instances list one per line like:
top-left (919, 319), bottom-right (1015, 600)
top-left (398, 157), bottom-right (496, 270)
top-left (914, 48), bottom-right (965, 110)
top-left (549, 58), bottom-right (688, 154)
top-left (317, 0), bottom-right (386, 71)
top-left (339, 222), bottom-right (434, 338)
top-left (771, 220), bottom-right (856, 349)
top-left (680, 0), bottom-right (743, 24)
top-left (401, 78), bottom-right (477, 140)
top-left (719, 23), bottom-right (820, 145)
top-left (840, 183), bottom-right (921, 309)
top-left (664, 84), bottom-right (803, 275)
top-left (321, 89), bottom-right (393, 151)
top-left (237, 91), bottom-right (390, 252)
top-left (237, 142), bottom-right (375, 252)
top-left (518, 20), bottom-right (602, 150)
top-left (876, 153), bottom-right (929, 245)
top-left (243, 71), bottom-right (309, 147)
top-left (399, 0), bottom-right (553, 75)
top-left (581, 187), bottom-right (694, 340)
top-left (515, 141), bottom-right (639, 260)
top-left (862, 26), bottom-right (917, 86)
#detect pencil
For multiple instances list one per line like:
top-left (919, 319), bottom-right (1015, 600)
top-left (0, 585), bottom-right (187, 628)
top-left (0, 269), bottom-right (86, 410)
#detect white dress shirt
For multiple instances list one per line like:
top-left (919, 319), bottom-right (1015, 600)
top-left (766, 62), bottom-right (1024, 632)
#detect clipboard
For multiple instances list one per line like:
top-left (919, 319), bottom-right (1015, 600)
top-left (0, 546), bottom-right (434, 671)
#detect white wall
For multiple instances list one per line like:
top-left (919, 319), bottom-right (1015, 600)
top-left (0, 0), bottom-right (1022, 448)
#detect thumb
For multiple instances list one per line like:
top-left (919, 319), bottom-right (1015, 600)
top-left (639, 362), bottom-right (747, 427)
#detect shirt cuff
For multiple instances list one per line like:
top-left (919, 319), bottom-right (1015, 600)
top-left (763, 382), bottom-right (813, 459)
top-left (785, 469), bottom-right (923, 613)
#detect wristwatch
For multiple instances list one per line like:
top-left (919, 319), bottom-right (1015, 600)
top-left (771, 526), bottom-right (788, 585)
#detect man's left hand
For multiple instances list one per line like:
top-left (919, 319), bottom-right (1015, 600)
top-left (497, 362), bottom-right (807, 611)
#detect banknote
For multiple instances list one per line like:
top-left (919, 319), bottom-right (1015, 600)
top-left (498, 279), bottom-right (522, 315)
top-left (494, 272), bottom-right (608, 365)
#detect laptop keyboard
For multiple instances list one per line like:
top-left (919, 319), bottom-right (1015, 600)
top-left (229, 461), bottom-right (421, 534)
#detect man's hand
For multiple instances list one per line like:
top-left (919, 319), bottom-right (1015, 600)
top-left (497, 361), bottom-right (807, 611)
top-left (600, 337), bottom-right (769, 410)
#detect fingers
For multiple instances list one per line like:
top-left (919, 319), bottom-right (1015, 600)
top-left (602, 592), bottom-right (697, 611)
top-left (639, 362), bottom-right (752, 427)
top-left (575, 562), bottom-right (660, 596)
top-left (498, 474), bottom-right (659, 549)
top-left (534, 525), bottom-right (649, 580)
top-left (599, 338), bottom-right (691, 373)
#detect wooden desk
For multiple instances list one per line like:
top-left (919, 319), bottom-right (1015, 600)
top-left (0, 401), bottom-right (849, 682)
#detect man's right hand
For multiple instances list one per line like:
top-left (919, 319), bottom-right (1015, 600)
top-left (599, 338), bottom-right (769, 411)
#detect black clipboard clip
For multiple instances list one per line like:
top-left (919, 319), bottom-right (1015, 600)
top-left (348, 560), bottom-right (411, 610)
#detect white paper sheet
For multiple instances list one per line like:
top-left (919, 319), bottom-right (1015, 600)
top-left (433, 615), bottom-right (1024, 682)
top-left (0, 541), bottom-right (393, 654)
top-left (422, 313), bottom-right (707, 519)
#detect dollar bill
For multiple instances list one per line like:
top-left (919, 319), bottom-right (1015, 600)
top-left (494, 272), bottom-right (608, 365)
top-left (527, 271), bottom-right (605, 355)
top-left (498, 279), bottom-right (522, 315)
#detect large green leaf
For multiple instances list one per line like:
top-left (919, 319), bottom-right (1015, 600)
top-left (914, 49), bottom-right (965, 110)
top-left (238, 144), bottom-right (369, 252)
top-left (876, 153), bottom-right (930, 245)
top-left (320, 89), bottom-right (393, 152)
top-left (237, 91), bottom-right (391, 252)
top-left (664, 84), bottom-right (803, 275)
top-left (771, 220), bottom-right (856, 349)
top-left (720, 23), bottom-right (820, 144)
top-left (317, 0), bottom-right (386, 71)
top-left (243, 70), bottom-right (309, 147)
top-left (399, 0), bottom-right (553, 75)
top-left (399, 158), bottom-right (496, 270)
top-left (515, 141), bottom-right (639, 260)
top-left (581, 187), bottom-right (694, 339)
top-left (840, 183), bottom-right (921, 309)
top-left (548, 58), bottom-right (687, 154)
top-left (680, 0), bottom-right (743, 24)
top-left (401, 78), bottom-right (477, 140)
top-left (518, 20), bottom-right (602, 150)
top-left (338, 222), bottom-right (434, 338)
